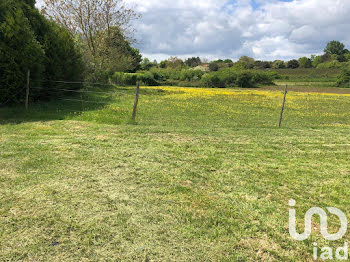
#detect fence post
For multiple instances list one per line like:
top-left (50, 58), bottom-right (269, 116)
top-left (132, 81), bottom-right (140, 121)
top-left (25, 70), bottom-right (30, 110)
top-left (279, 84), bottom-right (288, 128)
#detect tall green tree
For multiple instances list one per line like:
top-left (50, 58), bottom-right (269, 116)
top-left (298, 57), bottom-right (312, 68)
top-left (185, 57), bottom-right (201, 67)
top-left (272, 60), bottom-right (286, 69)
top-left (324, 41), bottom-right (346, 56)
top-left (238, 56), bottom-right (255, 69)
top-left (0, 0), bottom-right (84, 104)
top-left (0, 0), bottom-right (45, 104)
top-left (287, 59), bottom-right (299, 69)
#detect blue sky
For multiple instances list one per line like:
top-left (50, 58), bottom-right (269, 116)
top-left (37, 0), bottom-right (350, 62)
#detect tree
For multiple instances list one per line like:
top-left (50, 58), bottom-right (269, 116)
top-left (324, 41), bottom-right (346, 56)
top-left (344, 53), bottom-right (350, 62)
top-left (141, 58), bottom-right (158, 71)
top-left (254, 61), bottom-right (271, 69)
top-left (90, 26), bottom-right (141, 77)
top-left (159, 60), bottom-right (167, 68)
top-left (167, 57), bottom-right (184, 68)
top-left (298, 57), bottom-right (312, 68)
top-left (42, 0), bottom-right (140, 78)
top-left (185, 57), bottom-right (201, 67)
top-left (0, 0), bottom-right (83, 104)
top-left (311, 55), bottom-right (322, 68)
top-left (272, 60), bottom-right (286, 69)
top-left (238, 56), bottom-right (255, 69)
top-left (209, 63), bottom-right (219, 72)
top-left (287, 59), bottom-right (299, 69)
top-left (336, 68), bottom-right (350, 88)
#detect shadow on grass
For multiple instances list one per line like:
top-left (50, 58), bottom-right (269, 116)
top-left (0, 86), bottom-right (133, 125)
top-left (0, 98), bottom-right (108, 125)
top-left (0, 86), bottom-right (172, 125)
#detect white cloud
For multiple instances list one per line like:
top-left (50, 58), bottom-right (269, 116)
top-left (36, 0), bottom-right (350, 61)
top-left (126, 0), bottom-right (350, 61)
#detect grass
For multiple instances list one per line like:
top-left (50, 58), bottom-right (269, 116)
top-left (273, 68), bottom-right (341, 83)
top-left (1, 85), bottom-right (350, 261)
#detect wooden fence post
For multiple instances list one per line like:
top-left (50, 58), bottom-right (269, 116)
top-left (279, 84), bottom-right (288, 128)
top-left (132, 81), bottom-right (140, 121)
top-left (25, 70), bottom-right (30, 110)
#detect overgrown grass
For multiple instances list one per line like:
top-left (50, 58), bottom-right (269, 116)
top-left (1, 85), bottom-right (350, 261)
top-left (274, 68), bottom-right (341, 83)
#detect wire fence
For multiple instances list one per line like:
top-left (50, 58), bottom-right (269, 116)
top-left (0, 74), bottom-right (140, 119)
top-left (3, 72), bottom-right (350, 127)
top-left (28, 82), bottom-right (137, 114)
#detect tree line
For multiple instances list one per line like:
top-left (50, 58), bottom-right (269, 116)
top-left (135, 41), bottom-right (350, 88)
top-left (139, 41), bottom-right (350, 72)
top-left (0, 0), bottom-right (141, 104)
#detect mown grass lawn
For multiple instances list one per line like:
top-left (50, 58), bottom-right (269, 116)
top-left (1, 86), bottom-right (350, 261)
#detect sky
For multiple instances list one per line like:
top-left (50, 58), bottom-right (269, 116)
top-left (36, 0), bottom-right (350, 62)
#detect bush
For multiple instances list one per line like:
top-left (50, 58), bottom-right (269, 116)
top-left (111, 72), bottom-right (158, 86)
top-left (216, 69), bottom-right (237, 86)
top-left (148, 68), bottom-right (204, 82)
top-left (336, 69), bottom-right (350, 88)
top-left (124, 73), bottom-right (139, 85)
top-left (298, 57), bottom-right (312, 68)
top-left (317, 61), bottom-right (344, 69)
top-left (113, 68), bottom-right (279, 88)
top-left (139, 72), bottom-right (158, 86)
top-left (201, 74), bottom-right (225, 88)
top-left (179, 69), bottom-right (204, 81)
top-left (272, 60), bottom-right (286, 69)
top-left (287, 59), bottom-right (300, 69)
top-left (111, 72), bottom-right (137, 85)
top-left (209, 63), bottom-right (219, 72)
top-left (201, 69), bottom-right (277, 88)
top-left (236, 72), bottom-right (255, 88)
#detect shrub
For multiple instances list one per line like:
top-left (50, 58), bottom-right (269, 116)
top-left (139, 72), bottom-right (158, 86)
top-left (336, 69), bottom-right (350, 88)
top-left (111, 72), bottom-right (158, 86)
top-left (251, 71), bottom-right (276, 85)
top-left (272, 60), bottom-right (286, 69)
top-left (113, 68), bottom-right (279, 88)
top-left (201, 69), bottom-right (277, 88)
top-left (236, 72), bottom-right (255, 88)
top-left (345, 53), bottom-right (350, 62)
top-left (169, 69), bottom-right (182, 80)
top-left (215, 69), bottom-right (237, 86)
top-left (209, 63), bottom-right (219, 72)
top-left (201, 74), bottom-right (225, 88)
top-left (111, 72), bottom-right (137, 85)
top-left (111, 72), bottom-right (124, 85)
top-left (317, 61), bottom-right (344, 69)
top-left (298, 57), bottom-right (312, 68)
top-left (287, 59), bottom-right (300, 69)
top-left (180, 69), bottom-right (204, 81)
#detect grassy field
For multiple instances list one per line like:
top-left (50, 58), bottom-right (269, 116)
top-left (1, 85), bottom-right (350, 261)
top-left (274, 68), bottom-right (341, 83)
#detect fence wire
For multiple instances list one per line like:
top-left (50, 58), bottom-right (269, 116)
top-left (0, 79), bottom-right (136, 117)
